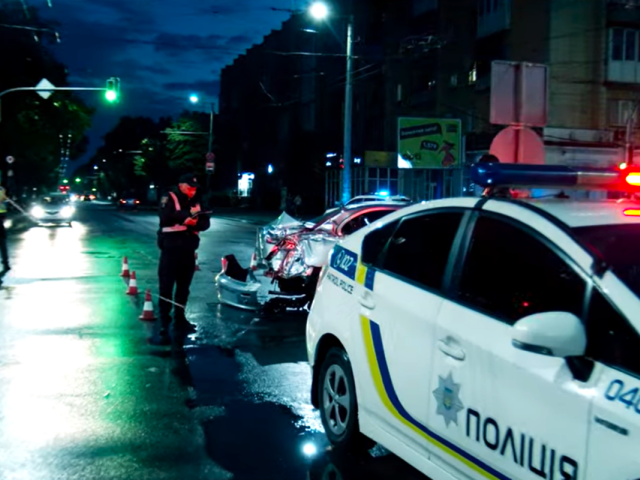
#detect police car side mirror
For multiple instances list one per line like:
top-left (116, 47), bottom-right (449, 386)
top-left (511, 312), bottom-right (586, 358)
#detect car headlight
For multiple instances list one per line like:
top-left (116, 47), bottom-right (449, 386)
top-left (31, 206), bottom-right (45, 219)
top-left (60, 206), bottom-right (75, 218)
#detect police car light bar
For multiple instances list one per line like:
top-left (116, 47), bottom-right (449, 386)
top-left (471, 163), bottom-right (635, 190)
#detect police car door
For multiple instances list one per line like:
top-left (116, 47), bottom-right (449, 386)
top-left (582, 282), bottom-right (640, 480)
top-left (358, 210), bottom-right (466, 456)
top-left (428, 212), bottom-right (591, 480)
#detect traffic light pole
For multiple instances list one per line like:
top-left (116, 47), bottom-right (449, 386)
top-left (0, 87), bottom-right (108, 122)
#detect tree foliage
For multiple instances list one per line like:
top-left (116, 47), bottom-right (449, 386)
top-left (0, 3), bottom-right (94, 192)
top-left (90, 111), bottom-right (213, 196)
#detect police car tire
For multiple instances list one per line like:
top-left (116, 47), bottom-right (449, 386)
top-left (318, 348), bottom-right (374, 453)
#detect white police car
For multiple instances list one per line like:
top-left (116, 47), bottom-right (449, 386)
top-left (307, 163), bottom-right (640, 480)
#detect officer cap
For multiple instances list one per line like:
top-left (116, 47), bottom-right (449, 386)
top-left (178, 173), bottom-right (199, 187)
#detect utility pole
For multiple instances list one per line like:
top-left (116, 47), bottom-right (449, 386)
top-left (341, 15), bottom-right (354, 204)
top-left (625, 100), bottom-right (639, 166)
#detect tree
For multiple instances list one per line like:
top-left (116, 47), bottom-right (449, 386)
top-left (166, 111), bottom-right (209, 174)
top-left (0, 3), bottom-right (94, 193)
top-left (90, 116), bottom-right (172, 196)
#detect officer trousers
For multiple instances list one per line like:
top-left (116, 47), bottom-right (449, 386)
top-left (158, 247), bottom-right (196, 327)
top-left (0, 214), bottom-right (8, 270)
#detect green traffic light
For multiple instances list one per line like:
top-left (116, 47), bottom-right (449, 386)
top-left (75, 178), bottom-right (81, 183)
top-left (63, 179), bottom-right (68, 184)
top-left (105, 90), bottom-right (117, 102)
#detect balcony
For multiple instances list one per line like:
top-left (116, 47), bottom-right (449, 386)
top-left (608, 0), bottom-right (640, 25)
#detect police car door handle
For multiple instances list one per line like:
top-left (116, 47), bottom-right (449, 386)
top-left (437, 339), bottom-right (466, 361)
top-left (357, 293), bottom-right (376, 310)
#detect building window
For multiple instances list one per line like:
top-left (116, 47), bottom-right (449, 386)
top-left (469, 64), bottom-right (478, 85)
top-left (477, 0), bottom-right (510, 38)
top-left (609, 28), bottom-right (640, 83)
top-left (612, 28), bottom-right (624, 61)
top-left (608, 99), bottom-right (637, 126)
top-left (625, 29), bottom-right (637, 61)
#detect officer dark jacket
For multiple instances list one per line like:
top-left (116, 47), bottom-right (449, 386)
top-left (158, 188), bottom-right (210, 250)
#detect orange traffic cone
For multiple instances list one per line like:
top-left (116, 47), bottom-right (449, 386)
top-left (250, 252), bottom-right (258, 271)
top-left (139, 290), bottom-right (156, 321)
top-left (120, 256), bottom-right (130, 277)
top-left (195, 253), bottom-right (201, 271)
top-left (126, 271), bottom-right (139, 295)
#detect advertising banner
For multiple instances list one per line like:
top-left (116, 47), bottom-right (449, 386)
top-left (398, 118), bottom-right (462, 169)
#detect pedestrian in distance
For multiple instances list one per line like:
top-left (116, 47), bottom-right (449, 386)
top-left (156, 173), bottom-right (210, 345)
top-left (0, 183), bottom-right (10, 275)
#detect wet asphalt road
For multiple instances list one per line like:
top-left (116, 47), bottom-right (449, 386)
top-left (0, 203), bottom-right (425, 480)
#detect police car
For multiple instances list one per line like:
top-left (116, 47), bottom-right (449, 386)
top-left (307, 163), bottom-right (640, 480)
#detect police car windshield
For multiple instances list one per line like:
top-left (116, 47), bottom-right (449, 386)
top-left (573, 224), bottom-right (640, 298)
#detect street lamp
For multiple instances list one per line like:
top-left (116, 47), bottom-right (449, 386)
top-left (309, 2), bottom-right (329, 19)
top-left (309, 2), bottom-right (354, 203)
top-left (187, 94), bottom-right (215, 154)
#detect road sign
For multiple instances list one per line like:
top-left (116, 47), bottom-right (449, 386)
top-left (5, 156), bottom-right (14, 164)
top-left (490, 61), bottom-right (548, 127)
top-left (35, 78), bottom-right (55, 100)
top-left (206, 152), bottom-right (215, 162)
top-left (490, 126), bottom-right (545, 165)
top-left (206, 162), bottom-right (215, 173)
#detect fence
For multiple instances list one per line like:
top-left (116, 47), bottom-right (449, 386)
top-left (325, 167), bottom-right (463, 208)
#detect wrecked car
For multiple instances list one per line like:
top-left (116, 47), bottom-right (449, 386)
top-left (216, 203), bottom-right (407, 312)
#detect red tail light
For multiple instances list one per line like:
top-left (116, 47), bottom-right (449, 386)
top-left (221, 257), bottom-right (228, 273)
top-left (120, 200), bottom-right (126, 203)
top-left (135, 200), bottom-right (140, 204)
top-left (623, 208), bottom-right (640, 217)
top-left (283, 239), bottom-right (297, 250)
top-left (625, 172), bottom-right (640, 186)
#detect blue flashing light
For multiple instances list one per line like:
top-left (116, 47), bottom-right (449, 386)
top-left (267, 164), bottom-right (274, 174)
top-left (471, 163), bottom-right (622, 190)
top-left (377, 190), bottom-right (390, 197)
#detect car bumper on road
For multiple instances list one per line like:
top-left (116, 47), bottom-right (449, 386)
top-left (215, 272), bottom-right (261, 310)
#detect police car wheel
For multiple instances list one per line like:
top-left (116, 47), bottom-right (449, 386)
top-left (318, 348), bottom-right (372, 452)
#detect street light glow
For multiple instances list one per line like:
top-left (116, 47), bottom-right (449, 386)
top-left (309, 2), bottom-right (329, 19)
top-left (189, 94), bottom-right (200, 104)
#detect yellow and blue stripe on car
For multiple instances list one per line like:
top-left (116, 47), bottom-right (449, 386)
top-left (360, 317), bottom-right (510, 480)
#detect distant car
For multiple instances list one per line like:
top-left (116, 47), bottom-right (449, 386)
top-left (80, 194), bottom-right (95, 202)
top-left (30, 194), bottom-right (75, 226)
top-left (118, 198), bottom-right (140, 210)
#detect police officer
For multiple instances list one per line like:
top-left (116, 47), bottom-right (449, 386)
top-left (0, 183), bottom-right (10, 274)
top-left (157, 173), bottom-right (210, 343)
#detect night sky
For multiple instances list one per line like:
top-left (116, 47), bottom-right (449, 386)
top-left (44, 0), bottom-right (298, 165)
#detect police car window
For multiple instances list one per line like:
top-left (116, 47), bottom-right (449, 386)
top-left (361, 220), bottom-right (399, 266)
top-left (573, 224), bottom-right (640, 299)
top-left (458, 216), bottom-right (586, 325)
top-left (381, 212), bottom-right (462, 291)
top-left (341, 209), bottom-right (396, 236)
top-left (586, 289), bottom-right (640, 377)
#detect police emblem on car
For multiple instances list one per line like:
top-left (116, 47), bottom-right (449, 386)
top-left (432, 372), bottom-right (464, 427)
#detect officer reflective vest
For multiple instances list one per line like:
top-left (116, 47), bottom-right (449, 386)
top-left (161, 192), bottom-right (189, 233)
top-left (0, 187), bottom-right (7, 214)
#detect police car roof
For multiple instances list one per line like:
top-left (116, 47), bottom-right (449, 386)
top-left (514, 198), bottom-right (640, 228)
top-left (375, 197), bottom-right (640, 230)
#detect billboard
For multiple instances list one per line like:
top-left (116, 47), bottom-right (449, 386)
top-left (398, 118), bottom-right (462, 169)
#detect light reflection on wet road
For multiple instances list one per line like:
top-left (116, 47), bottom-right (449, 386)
top-left (0, 204), bottom-right (425, 480)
